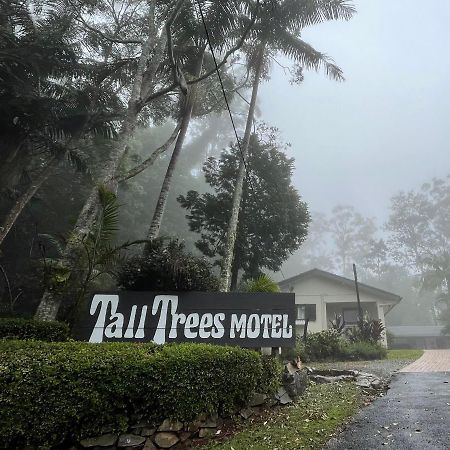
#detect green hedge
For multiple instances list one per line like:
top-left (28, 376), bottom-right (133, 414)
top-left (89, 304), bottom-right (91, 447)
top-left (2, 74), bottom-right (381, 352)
top-left (0, 341), bottom-right (281, 449)
top-left (0, 318), bottom-right (70, 341)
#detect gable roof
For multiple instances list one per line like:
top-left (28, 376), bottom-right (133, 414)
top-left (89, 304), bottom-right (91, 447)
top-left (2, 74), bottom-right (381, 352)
top-left (278, 268), bottom-right (402, 304)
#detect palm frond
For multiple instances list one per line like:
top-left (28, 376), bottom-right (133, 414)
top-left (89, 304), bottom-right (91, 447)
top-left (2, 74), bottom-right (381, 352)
top-left (274, 30), bottom-right (344, 81)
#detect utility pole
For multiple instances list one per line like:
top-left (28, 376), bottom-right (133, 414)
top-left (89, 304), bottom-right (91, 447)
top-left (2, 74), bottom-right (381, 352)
top-left (353, 263), bottom-right (363, 327)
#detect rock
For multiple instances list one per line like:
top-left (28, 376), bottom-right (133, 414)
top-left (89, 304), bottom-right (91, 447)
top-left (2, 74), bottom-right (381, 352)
top-left (248, 393), bottom-right (267, 407)
top-left (355, 377), bottom-right (372, 388)
top-left (143, 439), bottom-right (157, 450)
top-left (140, 427), bottom-right (156, 437)
top-left (158, 419), bottom-right (184, 432)
top-left (266, 397), bottom-right (279, 407)
top-left (371, 379), bottom-right (383, 389)
top-left (275, 387), bottom-right (293, 405)
top-left (198, 428), bottom-right (217, 438)
top-left (240, 407), bottom-right (254, 420)
top-left (184, 421), bottom-right (201, 433)
top-left (80, 434), bottom-right (118, 448)
top-left (117, 434), bottom-right (146, 448)
top-left (179, 431), bottom-right (192, 442)
top-left (153, 432), bottom-right (180, 449)
top-left (201, 413), bottom-right (218, 428)
top-left (283, 367), bottom-right (308, 399)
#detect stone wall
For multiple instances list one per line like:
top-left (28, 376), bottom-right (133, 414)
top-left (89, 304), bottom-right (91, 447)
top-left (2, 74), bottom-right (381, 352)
top-left (72, 365), bottom-right (308, 450)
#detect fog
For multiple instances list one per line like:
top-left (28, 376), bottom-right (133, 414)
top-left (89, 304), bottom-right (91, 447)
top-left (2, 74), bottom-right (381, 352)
top-left (260, 0), bottom-right (450, 221)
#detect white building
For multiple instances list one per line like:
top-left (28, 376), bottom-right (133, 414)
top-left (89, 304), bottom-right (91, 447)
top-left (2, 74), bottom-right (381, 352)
top-left (278, 268), bottom-right (402, 346)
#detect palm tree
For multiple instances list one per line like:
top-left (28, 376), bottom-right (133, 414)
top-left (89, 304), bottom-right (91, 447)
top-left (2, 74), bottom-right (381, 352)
top-left (146, 0), bottom-right (258, 240)
top-left (34, 0), bottom-right (255, 319)
top-left (0, 0), bottom-right (121, 247)
top-left (219, 0), bottom-right (356, 291)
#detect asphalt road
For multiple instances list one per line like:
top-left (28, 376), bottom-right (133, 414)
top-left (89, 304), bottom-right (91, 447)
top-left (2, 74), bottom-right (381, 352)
top-left (323, 372), bottom-right (450, 450)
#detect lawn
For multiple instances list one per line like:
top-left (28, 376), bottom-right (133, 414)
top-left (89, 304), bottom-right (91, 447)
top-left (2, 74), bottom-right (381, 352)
top-left (386, 349), bottom-right (424, 360)
top-left (200, 383), bottom-right (361, 450)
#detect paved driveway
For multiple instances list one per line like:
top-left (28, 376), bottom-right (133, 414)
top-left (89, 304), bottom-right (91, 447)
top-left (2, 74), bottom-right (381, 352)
top-left (323, 351), bottom-right (450, 450)
top-left (400, 349), bottom-right (450, 372)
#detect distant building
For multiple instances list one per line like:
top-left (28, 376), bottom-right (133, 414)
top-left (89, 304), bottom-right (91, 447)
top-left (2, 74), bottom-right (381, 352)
top-left (278, 268), bottom-right (402, 347)
top-left (387, 325), bottom-right (450, 349)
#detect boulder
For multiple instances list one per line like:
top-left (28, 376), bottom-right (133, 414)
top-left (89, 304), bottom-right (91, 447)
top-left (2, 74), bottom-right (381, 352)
top-left (158, 419), bottom-right (184, 432)
top-left (248, 393), bottom-right (267, 407)
top-left (153, 432), bottom-right (180, 449)
top-left (117, 434), bottom-right (146, 448)
top-left (143, 440), bottom-right (157, 450)
top-left (275, 387), bottom-right (293, 405)
top-left (140, 427), bottom-right (156, 437)
top-left (200, 413), bottom-right (218, 428)
top-left (283, 367), bottom-right (308, 399)
top-left (80, 433), bottom-right (118, 448)
top-left (239, 407), bottom-right (254, 420)
top-left (198, 428), bottom-right (217, 438)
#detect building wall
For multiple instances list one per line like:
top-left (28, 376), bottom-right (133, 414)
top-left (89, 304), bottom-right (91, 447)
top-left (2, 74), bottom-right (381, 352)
top-left (281, 276), bottom-right (391, 346)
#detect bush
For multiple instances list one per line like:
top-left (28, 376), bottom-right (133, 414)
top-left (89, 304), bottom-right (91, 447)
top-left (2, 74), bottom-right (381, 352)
top-left (0, 318), bottom-right (70, 341)
top-left (118, 239), bottom-right (219, 291)
top-left (0, 341), bottom-right (280, 448)
top-left (339, 340), bottom-right (387, 360)
top-left (303, 329), bottom-right (341, 361)
top-left (293, 330), bottom-right (387, 363)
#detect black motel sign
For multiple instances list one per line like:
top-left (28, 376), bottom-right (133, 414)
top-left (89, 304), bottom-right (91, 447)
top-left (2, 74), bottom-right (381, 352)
top-left (73, 291), bottom-right (296, 347)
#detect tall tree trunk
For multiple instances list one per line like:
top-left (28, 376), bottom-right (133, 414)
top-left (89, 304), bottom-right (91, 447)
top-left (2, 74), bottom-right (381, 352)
top-left (34, 34), bottom-right (155, 322)
top-left (219, 41), bottom-right (266, 292)
top-left (0, 155), bottom-right (57, 247)
top-left (146, 49), bottom-right (205, 241)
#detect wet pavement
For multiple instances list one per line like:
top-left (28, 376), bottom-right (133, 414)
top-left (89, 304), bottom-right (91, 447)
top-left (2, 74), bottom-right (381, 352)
top-left (323, 372), bottom-right (450, 450)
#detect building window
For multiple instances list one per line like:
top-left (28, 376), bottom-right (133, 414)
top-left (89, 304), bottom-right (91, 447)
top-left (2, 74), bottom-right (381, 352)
top-left (297, 305), bottom-right (305, 320)
top-left (343, 308), bottom-right (359, 325)
top-left (296, 304), bottom-right (316, 321)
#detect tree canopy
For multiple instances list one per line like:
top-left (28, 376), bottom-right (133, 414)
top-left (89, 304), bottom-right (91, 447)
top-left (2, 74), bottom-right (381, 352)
top-left (178, 125), bottom-right (310, 288)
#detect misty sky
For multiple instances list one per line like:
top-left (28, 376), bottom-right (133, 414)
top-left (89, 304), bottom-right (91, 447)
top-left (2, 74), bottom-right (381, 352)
top-left (259, 0), bottom-right (450, 224)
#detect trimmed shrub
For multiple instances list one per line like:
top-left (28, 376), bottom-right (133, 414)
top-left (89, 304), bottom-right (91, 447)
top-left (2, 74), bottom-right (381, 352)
top-left (0, 317), bottom-right (70, 341)
top-left (0, 341), bottom-right (279, 449)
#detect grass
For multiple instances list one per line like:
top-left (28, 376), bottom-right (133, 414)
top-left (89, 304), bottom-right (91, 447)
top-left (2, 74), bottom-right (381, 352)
top-left (386, 349), bottom-right (424, 360)
top-left (200, 383), bottom-right (361, 450)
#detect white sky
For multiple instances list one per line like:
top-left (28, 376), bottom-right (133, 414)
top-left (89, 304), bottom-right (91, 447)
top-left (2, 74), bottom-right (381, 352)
top-left (259, 0), bottom-right (450, 224)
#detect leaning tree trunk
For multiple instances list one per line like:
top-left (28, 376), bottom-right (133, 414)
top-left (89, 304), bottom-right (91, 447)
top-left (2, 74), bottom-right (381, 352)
top-left (0, 155), bottom-right (57, 247)
top-left (219, 41), bottom-right (266, 292)
top-left (34, 36), bottom-right (156, 322)
top-left (146, 49), bottom-right (205, 241)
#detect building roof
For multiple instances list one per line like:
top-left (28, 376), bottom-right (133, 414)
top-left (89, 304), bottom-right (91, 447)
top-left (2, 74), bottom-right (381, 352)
top-left (387, 325), bottom-right (446, 337)
top-left (278, 268), bottom-right (402, 304)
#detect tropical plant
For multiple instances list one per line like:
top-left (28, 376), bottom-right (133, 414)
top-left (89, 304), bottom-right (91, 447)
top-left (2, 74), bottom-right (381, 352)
top-left (329, 313), bottom-right (346, 334)
top-left (0, 0), bottom-right (125, 248)
top-left (117, 238), bottom-right (219, 292)
top-left (39, 186), bottom-right (145, 320)
top-left (219, 0), bottom-right (356, 290)
top-left (346, 315), bottom-right (385, 343)
top-left (146, 0), bottom-right (259, 240)
top-left (240, 274), bottom-right (280, 293)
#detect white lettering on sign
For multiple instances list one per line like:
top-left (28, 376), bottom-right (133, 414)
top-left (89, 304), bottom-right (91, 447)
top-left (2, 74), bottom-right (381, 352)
top-left (89, 294), bottom-right (147, 343)
top-left (88, 294), bottom-right (293, 344)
